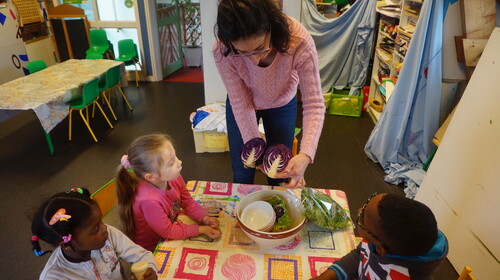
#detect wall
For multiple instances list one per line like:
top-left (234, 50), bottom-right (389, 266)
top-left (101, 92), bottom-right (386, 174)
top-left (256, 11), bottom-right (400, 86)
top-left (0, 3), bottom-right (28, 84)
top-left (200, 1), bottom-right (301, 105)
top-left (416, 28), bottom-right (500, 280)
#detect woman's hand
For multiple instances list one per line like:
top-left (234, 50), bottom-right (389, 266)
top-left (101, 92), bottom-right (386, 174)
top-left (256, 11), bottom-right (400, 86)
top-left (202, 216), bottom-right (220, 230)
top-left (274, 153), bottom-right (311, 188)
top-left (131, 267), bottom-right (157, 280)
top-left (199, 225), bottom-right (222, 239)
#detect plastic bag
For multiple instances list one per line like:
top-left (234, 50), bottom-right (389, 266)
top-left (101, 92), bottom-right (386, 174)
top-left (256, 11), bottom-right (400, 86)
top-left (301, 188), bottom-right (351, 231)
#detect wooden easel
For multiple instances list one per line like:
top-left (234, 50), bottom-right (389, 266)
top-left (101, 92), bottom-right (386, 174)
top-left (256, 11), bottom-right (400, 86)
top-left (47, 4), bottom-right (90, 61)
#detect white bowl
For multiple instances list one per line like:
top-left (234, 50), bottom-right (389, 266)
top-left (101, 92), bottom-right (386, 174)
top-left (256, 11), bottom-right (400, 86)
top-left (240, 201), bottom-right (276, 232)
top-left (236, 190), bottom-right (306, 247)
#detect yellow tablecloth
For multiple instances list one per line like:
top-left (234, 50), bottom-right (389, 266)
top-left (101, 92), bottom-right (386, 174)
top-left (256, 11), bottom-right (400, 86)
top-left (0, 59), bottom-right (123, 133)
top-left (154, 181), bottom-right (356, 280)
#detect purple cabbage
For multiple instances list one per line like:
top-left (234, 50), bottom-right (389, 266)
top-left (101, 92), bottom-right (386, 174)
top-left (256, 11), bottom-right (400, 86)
top-left (262, 144), bottom-right (292, 178)
top-left (240, 137), bottom-right (266, 168)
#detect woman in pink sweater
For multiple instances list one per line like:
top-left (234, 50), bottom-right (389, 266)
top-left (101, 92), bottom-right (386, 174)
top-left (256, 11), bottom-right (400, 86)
top-left (214, 0), bottom-right (325, 188)
top-left (116, 133), bottom-right (221, 251)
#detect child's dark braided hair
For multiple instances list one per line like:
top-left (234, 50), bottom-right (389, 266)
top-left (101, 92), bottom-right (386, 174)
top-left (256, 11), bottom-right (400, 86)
top-left (31, 188), bottom-right (97, 257)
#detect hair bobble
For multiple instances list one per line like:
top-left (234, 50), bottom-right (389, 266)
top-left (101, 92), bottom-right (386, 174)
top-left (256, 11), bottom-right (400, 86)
top-left (62, 234), bottom-right (72, 243)
top-left (31, 235), bottom-right (51, 256)
top-left (121, 155), bottom-right (132, 169)
top-left (49, 208), bottom-right (72, 226)
top-left (69, 188), bottom-right (83, 194)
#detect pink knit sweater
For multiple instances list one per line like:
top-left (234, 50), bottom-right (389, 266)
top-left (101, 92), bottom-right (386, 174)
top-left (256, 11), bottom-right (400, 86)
top-left (214, 16), bottom-right (325, 161)
top-left (132, 175), bottom-right (208, 251)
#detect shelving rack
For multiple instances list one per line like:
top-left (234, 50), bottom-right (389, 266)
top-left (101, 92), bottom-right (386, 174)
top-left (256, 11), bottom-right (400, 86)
top-left (367, 0), bottom-right (424, 123)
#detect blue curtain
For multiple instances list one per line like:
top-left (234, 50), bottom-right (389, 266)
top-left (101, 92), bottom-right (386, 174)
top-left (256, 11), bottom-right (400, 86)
top-left (364, 0), bottom-right (457, 197)
top-left (301, 0), bottom-right (377, 94)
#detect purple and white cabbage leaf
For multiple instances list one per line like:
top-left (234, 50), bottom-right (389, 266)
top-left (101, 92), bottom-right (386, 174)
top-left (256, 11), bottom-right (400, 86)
top-left (262, 144), bottom-right (292, 178)
top-left (240, 137), bottom-right (266, 168)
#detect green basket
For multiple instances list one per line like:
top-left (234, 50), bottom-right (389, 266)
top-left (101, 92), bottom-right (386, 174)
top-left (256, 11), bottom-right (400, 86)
top-left (327, 87), bottom-right (363, 117)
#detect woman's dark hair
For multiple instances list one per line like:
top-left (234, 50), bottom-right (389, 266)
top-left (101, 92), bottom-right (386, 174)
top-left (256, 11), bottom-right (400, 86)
top-left (378, 193), bottom-right (438, 256)
top-left (215, 0), bottom-right (291, 56)
top-left (31, 188), bottom-right (97, 256)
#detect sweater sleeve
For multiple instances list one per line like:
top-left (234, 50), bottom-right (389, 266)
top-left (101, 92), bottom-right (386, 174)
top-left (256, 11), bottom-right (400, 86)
top-left (171, 175), bottom-right (208, 223)
top-left (107, 225), bottom-right (158, 271)
top-left (140, 198), bottom-right (200, 240)
top-left (331, 242), bottom-right (361, 280)
top-left (214, 43), bottom-right (260, 143)
top-left (294, 38), bottom-right (325, 162)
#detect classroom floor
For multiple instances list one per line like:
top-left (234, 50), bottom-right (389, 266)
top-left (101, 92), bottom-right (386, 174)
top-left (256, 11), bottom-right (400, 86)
top-left (0, 67), bottom-right (458, 279)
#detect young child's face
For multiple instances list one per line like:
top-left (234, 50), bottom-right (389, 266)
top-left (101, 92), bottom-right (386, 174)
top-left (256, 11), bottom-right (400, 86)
top-left (156, 144), bottom-right (182, 182)
top-left (356, 194), bottom-right (388, 249)
top-left (70, 204), bottom-right (108, 251)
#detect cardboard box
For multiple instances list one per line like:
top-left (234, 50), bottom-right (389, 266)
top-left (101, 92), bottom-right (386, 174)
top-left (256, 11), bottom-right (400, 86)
top-left (192, 129), bottom-right (229, 153)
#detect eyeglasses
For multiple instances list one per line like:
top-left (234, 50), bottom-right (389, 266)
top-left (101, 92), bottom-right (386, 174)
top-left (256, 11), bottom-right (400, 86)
top-left (231, 31), bottom-right (272, 57)
top-left (356, 193), bottom-right (385, 244)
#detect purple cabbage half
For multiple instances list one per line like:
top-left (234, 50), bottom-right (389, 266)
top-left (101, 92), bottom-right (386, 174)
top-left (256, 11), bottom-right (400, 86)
top-left (262, 144), bottom-right (292, 178)
top-left (240, 137), bottom-right (266, 168)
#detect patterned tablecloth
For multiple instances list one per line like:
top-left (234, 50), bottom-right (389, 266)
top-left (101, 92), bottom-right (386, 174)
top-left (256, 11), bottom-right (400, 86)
top-left (154, 181), bottom-right (356, 280)
top-left (0, 59), bottom-right (123, 133)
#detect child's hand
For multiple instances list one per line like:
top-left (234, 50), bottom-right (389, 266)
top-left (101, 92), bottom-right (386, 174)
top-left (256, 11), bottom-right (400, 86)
top-left (203, 216), bottom-right (220, 229)
top-left (199, 225), bottom-right (222, 239)
top-left (131, 267), bottom-right (157, 280)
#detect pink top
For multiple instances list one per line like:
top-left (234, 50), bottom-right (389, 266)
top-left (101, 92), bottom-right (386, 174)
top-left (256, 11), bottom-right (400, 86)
top-left (214, 16), bottom-right (325, 161)
top-left (132, 175), bottom-right (208, 251)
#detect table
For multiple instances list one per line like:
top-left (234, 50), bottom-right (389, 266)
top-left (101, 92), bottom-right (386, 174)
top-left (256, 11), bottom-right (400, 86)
top-left (0, 59), bottom-right (124, 154)
top-left (153, 181), bottom-right (356, 280)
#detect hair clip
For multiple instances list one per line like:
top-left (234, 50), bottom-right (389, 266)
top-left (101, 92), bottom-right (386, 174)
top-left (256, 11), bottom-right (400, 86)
top-left (121, 155), bottom-right (132, 169)
top-left (70, 188), bottom-right (83, 194)
top-left (62, 234), bottom-right (72, 243)
top-left (49, 208), bottom-right (72, 225)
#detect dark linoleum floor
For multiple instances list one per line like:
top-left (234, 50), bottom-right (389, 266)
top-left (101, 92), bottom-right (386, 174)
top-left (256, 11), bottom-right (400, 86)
top-left (0, 81), bottom-right (458, 279)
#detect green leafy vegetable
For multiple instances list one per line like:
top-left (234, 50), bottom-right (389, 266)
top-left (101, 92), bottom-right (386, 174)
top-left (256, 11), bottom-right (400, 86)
top-left (301, 188), bottom-right (351, 231)
top-left (265, 195), bottom-right (292, 231)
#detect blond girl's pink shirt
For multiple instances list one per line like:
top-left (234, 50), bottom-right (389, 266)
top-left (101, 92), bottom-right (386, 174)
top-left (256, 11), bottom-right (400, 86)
top-left (132, 175), bottom-right (207, 251)
top-left (214, 16), bottom-right (325, 161)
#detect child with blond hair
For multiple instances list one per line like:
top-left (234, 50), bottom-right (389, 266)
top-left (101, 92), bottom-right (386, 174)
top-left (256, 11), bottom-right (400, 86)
top-left (116, 133), bottom-right (221, 251)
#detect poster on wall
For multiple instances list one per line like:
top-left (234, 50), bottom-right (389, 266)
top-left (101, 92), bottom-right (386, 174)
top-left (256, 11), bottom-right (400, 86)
top-left (0, 1), bottom-right (28, 84)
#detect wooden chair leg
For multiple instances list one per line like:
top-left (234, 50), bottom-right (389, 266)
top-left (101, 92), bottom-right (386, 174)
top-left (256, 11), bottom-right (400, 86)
top-left (115, 84), bottom-right (133, 111)
top-left (133, 62), bottom-right (139, 87)
top-left (79, 109), bottom-right (98, 142)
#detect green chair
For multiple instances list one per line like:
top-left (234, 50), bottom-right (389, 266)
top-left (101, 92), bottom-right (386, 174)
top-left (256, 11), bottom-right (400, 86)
top-left (115, 39), bottom-right (143, 87)
top-left (86, 53), bottom-right (103, 59)
top-left (27, 60), bottom-right (47, 74)
top-left (69, 77), bottom-right (113, 142)
top-left (86, 29), bottom-right (113, 59)
top-left (99, 65), bottom-right (133, 120)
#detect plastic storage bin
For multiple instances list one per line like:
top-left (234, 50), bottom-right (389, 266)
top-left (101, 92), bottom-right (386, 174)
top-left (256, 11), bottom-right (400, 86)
top-left (327, 87), bottom-right (363, 117)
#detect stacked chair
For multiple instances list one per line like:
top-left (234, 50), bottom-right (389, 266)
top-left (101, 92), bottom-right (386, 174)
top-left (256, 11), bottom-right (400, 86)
top-left (86, 29), bottom-right (114, 60)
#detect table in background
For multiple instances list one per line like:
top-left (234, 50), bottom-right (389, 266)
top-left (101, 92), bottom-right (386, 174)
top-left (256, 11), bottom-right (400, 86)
top-left (154, 181), bottom-right (356, 280)
top-left (0, 59), bottom-right (124, 154)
